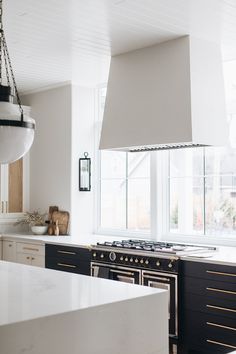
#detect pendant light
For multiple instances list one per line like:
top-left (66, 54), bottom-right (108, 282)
top-left (0, 0), bottom-right (35, 164)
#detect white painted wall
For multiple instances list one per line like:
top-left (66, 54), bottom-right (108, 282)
top-left (22, 85), bottom-right (72, 214)
top-left (70, 85), bottom-right (96, 238)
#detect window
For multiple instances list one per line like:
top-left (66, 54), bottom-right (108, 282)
top-left (169, 147), bottom-right (236, 236)
top-left (100, 151), bottom-right (151, 232)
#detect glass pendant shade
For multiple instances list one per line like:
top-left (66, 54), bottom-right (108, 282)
top-left (0, 102), bottom-right (35, 164)
top-left (0, 0), bottom-right (35, 164)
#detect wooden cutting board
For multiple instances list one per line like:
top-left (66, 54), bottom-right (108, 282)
top-left (52, 211), bottom-right (69, 235)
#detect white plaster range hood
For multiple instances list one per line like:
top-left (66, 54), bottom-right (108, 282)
top-left (99, 36), bottom-right (228, 152)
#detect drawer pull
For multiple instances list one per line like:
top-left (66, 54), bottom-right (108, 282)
top-left (207, 270), bottom-right (236, 277)
top-left (23, 247), bottom-right (39, 252)
top-left (57, 263), bottom-right (76, 269)
top-left (57, 250), bottom-right (76, 255)
top-left (207, 339), bottom-right (236, 349)
top-left (207, 322), bottom-right (236, 331)
top-left (207, 287), bottom-right (236, 295)
top-left (207, 304), bottom-right (236, 313)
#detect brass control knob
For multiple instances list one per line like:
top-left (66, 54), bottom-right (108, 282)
top-left (135, 258), bottom-right (139, 263)
top-left (125, 257), bottom-right (128, 262)
top-left (93, 252), bottom-right (97, 258)
top-left (145, 260), bottom-right (149, 265)
top-left (100, 254), bottom-right (104, 259)
top-left (120, 256), bottom-right (124, 261)
top-left (168, 261), bottom-right (173, 268)
top-left (140, 259), bottom-right (144, 264)
top-left (130, 258), bottom-right (133, 262)
top-left (156, 260), bottom-right (161, 267)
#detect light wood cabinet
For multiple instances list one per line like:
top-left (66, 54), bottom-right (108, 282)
top-left (0, 159), bottom-right (23, 213)
top-left (3, 239), bottom-right (45, 268)
top-left (16, 242), bottom-right (45, 268)
top-left (2, 240), bottom-right (17, 262)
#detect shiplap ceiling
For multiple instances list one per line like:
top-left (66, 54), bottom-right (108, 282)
top-left (3, 0), bottom-right (236, 92)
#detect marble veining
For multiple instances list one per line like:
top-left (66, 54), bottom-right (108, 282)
top-left (0, 261), bottom-right (165, 326)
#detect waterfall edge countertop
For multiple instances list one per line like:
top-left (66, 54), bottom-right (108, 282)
top-left (0, 261), bottom-right (168, 354)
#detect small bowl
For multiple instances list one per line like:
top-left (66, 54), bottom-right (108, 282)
top-left (31, 225), bottom-right (48, 235)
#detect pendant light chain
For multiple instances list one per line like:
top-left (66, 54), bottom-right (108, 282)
top-left (0, 0), bottom-right (24, 120)
top-left (2, 33), bottom-right (24, 119)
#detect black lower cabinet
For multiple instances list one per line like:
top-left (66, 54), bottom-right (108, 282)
top-left (180, 260), bottom-right (236, 354)
top-left (45, 244), bottom-right (91, 275)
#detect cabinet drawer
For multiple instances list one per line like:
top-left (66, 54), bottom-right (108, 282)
top-left (184, 276), bottom-right (236, 302)
top-left (184, 292), bottom-right (236, 320)
top-left (182, 260), bottom-right (236, 284)
top-left (46, 257), bottom-right (80, 274)
top-left (46, 244), bottom-right (90, 261)
top-left (184, 310), bottom-right (236, 352)
top-left (17, 242), bottom-right (45, 256)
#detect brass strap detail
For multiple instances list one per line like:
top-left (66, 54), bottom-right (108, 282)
top-left (207, 287), bottom-right (236, 295)
top-left (207, 304), bottom-right (236, 313)
top-left (207, 339), bottom-right (236, 349)
top-left (207, 270), bottom-right (236, 277)
top-left (57, 250), bottom-right (76, 255)
top-left (57, 263), bottom-right (76, 268)
top-left (23, 247), bottom-right (39, 252)
top-left (207, 322), bottom-right (236, 331)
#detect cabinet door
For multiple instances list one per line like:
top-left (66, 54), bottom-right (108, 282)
top-left (2, 241), bottom-right (16, 262)
top-left (16, 252), bottom-right (32, 265)
top-left (31, 255), bottom-right (45, 268)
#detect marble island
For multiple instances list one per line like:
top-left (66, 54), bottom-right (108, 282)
top-left (0, 261), bottom-right (168, 354)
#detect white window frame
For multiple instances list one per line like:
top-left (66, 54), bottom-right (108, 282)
top-left (95, 86), bottom-right (236, 246)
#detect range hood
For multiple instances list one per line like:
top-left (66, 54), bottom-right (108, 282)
top-left (100, 36), bottom-right (228, 152)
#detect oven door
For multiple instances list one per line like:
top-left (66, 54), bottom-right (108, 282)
top-left (91, 262), bottom-right (141, 285)
top-left (142, 270), bottom-right (178, 338)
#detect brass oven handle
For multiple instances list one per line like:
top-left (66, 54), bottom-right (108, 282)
top-left (206, 287), bottom-right (236, 295)
top-left (207, 339), bottom-right (236, 349)
top-left (1, 201), bottom-right (3, 213)
top-left (206, 304), bottom-right (236, 313)
top-left (207, 322), bottom-right (236, 331)
top-left (110, 269), bottom-right (135, 276)
top-left (57, 250), bottom-right (76, 255)
top-left (206, 270), bottom-right (236, 277)
top-left (143, 274), bottom-right (170, 282)
top-left (23, 247), bottom-right (39, 252)
top-left (57, 263), bottom-right (77, 268)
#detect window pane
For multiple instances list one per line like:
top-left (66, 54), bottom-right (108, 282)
top-left (101, 179), bottom-right (126, 229)
top-left (170, 148), bottom-right (204, 177)
top-left (205, 147), bottom-right (236, 175)
top-left (128, 152), bottom-right (150, 178)
top-left (169, 177), bottom-right (204, 234)
top-left (128, 179), bottom-right (150, 231)
top-left (205, 176), bottom-right (236, 235)
top-left (101, 151), bottom-right (126, 179)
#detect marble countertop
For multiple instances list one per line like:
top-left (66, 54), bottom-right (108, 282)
top-left (181, 246), bottom-right (236, 266)
top-left (0, 260), bottom-right (165, 326)
top-left (1, 233), bottom-right (235, 266)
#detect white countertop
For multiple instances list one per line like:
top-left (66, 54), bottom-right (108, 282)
top-left (1, 233), bottom-right (236, 266)
top-left (181, 246), bottom-right (236, 266)
top-left (0, 260), bottom-right (165, 326)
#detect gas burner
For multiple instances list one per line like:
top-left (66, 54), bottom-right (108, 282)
top-left (96, 239), bottom-right (216, 255)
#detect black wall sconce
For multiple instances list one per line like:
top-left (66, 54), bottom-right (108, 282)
top-left (79, 152), bottom-right (91, 191)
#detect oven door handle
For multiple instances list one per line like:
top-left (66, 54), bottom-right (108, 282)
top-left (143, 274), bottom-right (170, 282)
top-left (110, 269), bottom-right (135, 276)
